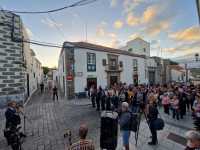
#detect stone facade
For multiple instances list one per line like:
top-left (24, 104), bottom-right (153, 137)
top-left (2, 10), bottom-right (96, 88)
top-left (0, 11), bottom-right (25, 107)
top-left (0, 11), bottom-right (43, 107)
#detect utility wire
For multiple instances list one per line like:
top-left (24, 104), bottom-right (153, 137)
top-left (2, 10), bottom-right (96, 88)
top-left (47, 13), bottom-right (66, 39)
top-left (23, 39), bottom-right (64, 48)
top-left (3, 0), bottom-right (98, 14)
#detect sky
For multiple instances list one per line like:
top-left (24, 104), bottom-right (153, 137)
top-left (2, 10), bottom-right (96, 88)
top-left (1, 0), bottom-right (200, 67)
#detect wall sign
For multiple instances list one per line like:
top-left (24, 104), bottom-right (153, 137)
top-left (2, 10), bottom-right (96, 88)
top-left (87, 75), bottom-right (96, 78)
top-left (67, 75), bottom-right (73, 81)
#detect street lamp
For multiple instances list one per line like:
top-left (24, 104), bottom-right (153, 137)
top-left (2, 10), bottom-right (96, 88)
top-left (195, 53), bottom-right (199, 62)
top-left (197, 0), bottom-right (200, 24)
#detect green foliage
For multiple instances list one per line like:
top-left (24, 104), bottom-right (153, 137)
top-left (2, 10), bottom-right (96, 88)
top-left (42, 66), bottom-right (49, 75)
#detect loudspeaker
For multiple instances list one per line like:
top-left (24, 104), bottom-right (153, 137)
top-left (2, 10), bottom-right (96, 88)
top-left (100, 111), bottom-right (118, 150)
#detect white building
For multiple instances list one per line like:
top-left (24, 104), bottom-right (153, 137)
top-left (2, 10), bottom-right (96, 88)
top-left (52, 69), bottom-right (58, 86)
top-left (122, 37), bottom-right (159, 84)
top-left (167, 65), bottom-right (186, 82)
top-left (58, 41), bottom-right (148, 99)
top-left (23, 28), bottom-right (43, 98)
top-left (121, 37), bottom-right (150, 56)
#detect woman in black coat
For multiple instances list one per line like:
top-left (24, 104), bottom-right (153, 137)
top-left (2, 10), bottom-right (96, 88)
top-left (147, 100), bottom-right (158, 145)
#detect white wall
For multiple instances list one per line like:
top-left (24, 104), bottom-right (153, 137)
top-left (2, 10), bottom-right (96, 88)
top-left (171, 69), bottom-right (185, 82)
top-left (138, 58), bottom-right (147, 84)
top-left (57, 51), bottom-right (66, 95)
top-left (74, 48), bottom-right (107, 93)
top-left (118, 55), bottom-right (146, 84)
top-left (122, 38), bottom-right (150, 57)
top-left (73, 48), bottom-right (147, 93)
top-left (118, 55), bottom-right (133, 84)
top-left (147, 58), bottom-right (157, 67)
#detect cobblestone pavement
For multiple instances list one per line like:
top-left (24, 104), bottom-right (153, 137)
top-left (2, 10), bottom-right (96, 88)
top-left (0, 92), bottom-right (194, 150)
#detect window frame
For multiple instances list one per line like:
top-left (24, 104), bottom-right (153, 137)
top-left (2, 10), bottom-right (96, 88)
top-left (87, 52), bottom-right (96, 72)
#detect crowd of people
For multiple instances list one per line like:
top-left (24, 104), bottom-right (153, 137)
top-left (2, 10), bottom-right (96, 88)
top-left (87, 82), bottom-right (200, 150)
top-left (3, 81), bottom-right (200, 150)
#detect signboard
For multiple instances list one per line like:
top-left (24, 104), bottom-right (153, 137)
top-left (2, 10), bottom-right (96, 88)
top-left (187, 62), bottom-right (200, 69)
top-left (67, 75), bottom-right (73, 81)
top-left (87, 75), bottom-right (96, 78)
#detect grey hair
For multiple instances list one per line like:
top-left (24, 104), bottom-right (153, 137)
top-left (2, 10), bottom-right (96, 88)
top-left (122, 102), bottom-right (129, 111)
top-left (185, 130), bottom-right (200, 140)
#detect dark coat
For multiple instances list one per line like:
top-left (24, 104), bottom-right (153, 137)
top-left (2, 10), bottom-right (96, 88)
top-left (119, 111), bottom-right (131, 131)
top-left (148, 105), bottom-right (158, 121)
top-left (5, 107), bottom-right (21, 129)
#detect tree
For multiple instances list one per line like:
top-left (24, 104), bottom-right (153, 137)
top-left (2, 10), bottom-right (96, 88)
top-left (42, 66), bottom-right (49, 75)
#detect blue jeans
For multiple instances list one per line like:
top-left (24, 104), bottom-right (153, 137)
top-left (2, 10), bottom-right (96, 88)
top-left (121, 130), bottom-right (130, 146)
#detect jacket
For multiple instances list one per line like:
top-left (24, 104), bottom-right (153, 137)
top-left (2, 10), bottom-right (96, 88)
top-left (119, 111), bottom-right (131, 131)
top-left (5, 107), bottom-right (21, 129)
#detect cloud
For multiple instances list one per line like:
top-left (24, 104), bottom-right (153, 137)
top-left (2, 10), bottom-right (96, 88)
top-left (123, 0), bottom-right (159, 14)
top-left (125, 1), bottom-right (176, 38)
top-left (108, 33), bottom-right (117, 38)
top-left (25, 27), bottom-right (33, 38)
top-left (126, 13), bottom-right (140, 26)
top-left (142, 5), bottom-right (158, 23)
top-left (41, 17), bottom-right (63, 28)
top-left (111, 0), bottom-right (117, 7)
top-left (129, 33), bottom-right (141, 40)
top-left (164, 41), bottom-right (200, 55)
top-left (123, 0), bottom-right (147, 14)
top-left (143, 20), bottom-right (170, 36)
top-left (113, 20), bottom-right (123, 29)
top-left (100, 21), bottom-right (107, 26)
top-left (125, 3), bottom-right (166, 27)
top-left (109, 39), bottom-right (121, 48)
top-left (96, 26), bottom-right (105, 36)
top-left (169, 26), bottom-right (200, 42)
top-left (96, 21), bottom-right (107, 37)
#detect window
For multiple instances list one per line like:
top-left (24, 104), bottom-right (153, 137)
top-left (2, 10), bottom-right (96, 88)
top-left (110, 59), bottom-right (117, 66)
top-left (87, 53), bottom-right (96, 72)
top-left (119, 61), bottom-right (123, 67)
top-left (133, 59), bottom-right (138, 68)
top-left (143, 48), bottom-right (146, 52)
top-left (63, 56), bottom-right (64, 73)
top-left (102, 59), bottom-right (106, 66)
top-left (133, 59), bottom-right (138, 72)
top-left (109, 58), bottom-right (117, 70)
top-left (128, 48), bottom-right (133, 52)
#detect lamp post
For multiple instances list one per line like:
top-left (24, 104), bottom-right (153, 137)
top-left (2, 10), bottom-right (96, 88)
top-left (195, 53), bottom-right (199, 62)
top-left (197, 0), bottom-right (200, 24)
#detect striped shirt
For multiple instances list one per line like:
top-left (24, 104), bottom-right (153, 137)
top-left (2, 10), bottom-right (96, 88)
top-left (68, 139), bottom-right (95, 150)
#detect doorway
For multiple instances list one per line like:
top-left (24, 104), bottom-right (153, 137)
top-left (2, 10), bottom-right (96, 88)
top-left (26, 74), bottom-right (30, 97)
top-left (110, 76), bottom-right (118, 87)
top-left (87, 78), bottom-right (97, 89)
top-left (133, 74), bottom-right (138, 86)
top-left (149, 71), bottom-right (155, 85)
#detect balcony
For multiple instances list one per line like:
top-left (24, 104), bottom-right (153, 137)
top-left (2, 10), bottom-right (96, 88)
top-left (105, 64), bottom-right (123, 72)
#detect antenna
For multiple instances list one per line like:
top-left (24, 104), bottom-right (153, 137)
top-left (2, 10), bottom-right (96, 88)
top-left (157, 46), bottom-right (160, 57)
top-left (85, 21), bottom-right (88, 42)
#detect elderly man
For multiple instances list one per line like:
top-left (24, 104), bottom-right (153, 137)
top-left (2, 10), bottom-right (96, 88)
top-left (185, 130), bottom-right (200, 150)
top-left (119, 102), bottom-right (131, 150)
top-left (69, 124), bottom-right (95, 150)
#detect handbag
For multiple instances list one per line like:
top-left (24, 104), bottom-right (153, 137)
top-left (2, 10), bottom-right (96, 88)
top-left (153, 112), bottom-right (165, 131)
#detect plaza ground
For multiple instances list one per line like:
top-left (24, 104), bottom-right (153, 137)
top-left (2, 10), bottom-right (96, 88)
top-left (0, 91), bottom-right (194, 150)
